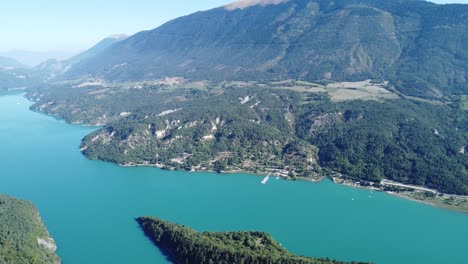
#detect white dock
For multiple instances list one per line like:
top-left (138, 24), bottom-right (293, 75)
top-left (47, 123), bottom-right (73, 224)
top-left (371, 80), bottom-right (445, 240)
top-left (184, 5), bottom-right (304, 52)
top-left (261, 174), bottom-right (271, 184)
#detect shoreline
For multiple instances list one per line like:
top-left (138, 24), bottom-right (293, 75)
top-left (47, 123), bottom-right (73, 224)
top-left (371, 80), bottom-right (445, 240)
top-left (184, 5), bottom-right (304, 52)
top-left (117, 161), bottom-right (468, 213)
top-left (388, 191), bottom-right (468, 213)
top-left (332, 177), bottom-right (468, 213)
top-left (119, 162), bottom-right (296, 180)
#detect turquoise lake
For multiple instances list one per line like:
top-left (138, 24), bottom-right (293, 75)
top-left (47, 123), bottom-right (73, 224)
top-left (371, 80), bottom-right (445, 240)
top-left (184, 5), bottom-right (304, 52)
top-left (0, 93), bottom-right (467, 264)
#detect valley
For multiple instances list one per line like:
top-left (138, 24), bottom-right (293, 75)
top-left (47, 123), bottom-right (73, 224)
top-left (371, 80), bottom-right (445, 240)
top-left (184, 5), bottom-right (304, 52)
top-left (1, 93), bottom-right (467, 264)
top-left (0, 0), bottom-right (467, 263)
top-left (21, 0), bottom-right (466, 205)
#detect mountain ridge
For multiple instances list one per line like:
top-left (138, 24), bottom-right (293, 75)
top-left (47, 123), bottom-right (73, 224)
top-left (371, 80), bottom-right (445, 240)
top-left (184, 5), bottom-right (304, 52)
top-left (61, 0), bottom-right (467, 98)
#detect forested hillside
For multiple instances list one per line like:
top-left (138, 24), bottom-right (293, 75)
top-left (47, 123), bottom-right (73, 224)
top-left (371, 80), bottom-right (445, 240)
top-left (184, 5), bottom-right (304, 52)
top-left (27, 81), bottom-right (468, 195)
top-left (62, 0), bottom-right (467, 98)
top-left (306, 100), bottom-right (468, 194)
top-left (0, 194), bottom-right (60, 264)
top-left (137, 217), bottom-right (371, 264)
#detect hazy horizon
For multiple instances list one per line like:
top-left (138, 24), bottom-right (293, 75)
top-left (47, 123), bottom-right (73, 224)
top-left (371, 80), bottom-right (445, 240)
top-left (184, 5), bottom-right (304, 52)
top-left (0, 0), bottom-right (466, 60)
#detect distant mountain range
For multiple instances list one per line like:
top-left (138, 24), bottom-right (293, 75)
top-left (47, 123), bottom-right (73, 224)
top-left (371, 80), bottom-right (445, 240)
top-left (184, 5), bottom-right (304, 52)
top-left (58, 0), bottom-right (467, 98)
top-left (0, 50), bottom-right (76, 67)
top-left (0, 56), bottom-right (37, 89)
top-left (0, 56), bottom-right (25, 69)
top-left (37, 34), bottom-right (127, 79)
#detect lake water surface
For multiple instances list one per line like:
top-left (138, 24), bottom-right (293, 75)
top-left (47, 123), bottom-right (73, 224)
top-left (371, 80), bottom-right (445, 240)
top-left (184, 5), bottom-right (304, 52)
top-left (0, 93), bottom-right (467, 264)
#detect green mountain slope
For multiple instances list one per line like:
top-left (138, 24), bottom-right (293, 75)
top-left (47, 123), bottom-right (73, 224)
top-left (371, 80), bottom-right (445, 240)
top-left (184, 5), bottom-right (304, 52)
top-left (63, 0), bottom-right (467, 98)
top-left (0, 194), bottom-right (60, 264)
top-left (137, 217), bottom-right (371, 264)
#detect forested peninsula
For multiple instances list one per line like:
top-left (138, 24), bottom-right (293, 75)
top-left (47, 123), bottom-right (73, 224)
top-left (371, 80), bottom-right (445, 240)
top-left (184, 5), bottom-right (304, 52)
top-left (137, 217), bottom-right (371, 264)
top-left (0, 194), bottom-right (60, 264)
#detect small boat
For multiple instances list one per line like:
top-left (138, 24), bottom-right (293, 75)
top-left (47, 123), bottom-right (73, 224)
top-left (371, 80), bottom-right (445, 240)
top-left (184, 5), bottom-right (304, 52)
top-left (261, 174), bottom-right (271, 184)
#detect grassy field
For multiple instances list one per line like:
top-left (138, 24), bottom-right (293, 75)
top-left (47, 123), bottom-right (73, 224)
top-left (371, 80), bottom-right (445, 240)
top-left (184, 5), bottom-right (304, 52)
top-left (266, 79), bottom-right (398, 102)
top-left (72, 78), bottom-right (453, 105)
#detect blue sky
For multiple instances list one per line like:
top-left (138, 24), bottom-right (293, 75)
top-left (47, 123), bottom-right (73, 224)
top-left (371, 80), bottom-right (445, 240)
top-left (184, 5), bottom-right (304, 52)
top-left (0, 0), bottom-right (466, 53)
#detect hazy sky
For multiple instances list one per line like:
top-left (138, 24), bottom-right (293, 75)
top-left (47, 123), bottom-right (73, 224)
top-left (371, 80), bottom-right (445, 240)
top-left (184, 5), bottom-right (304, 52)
top-left (0, 0), bottom-right (466, 53)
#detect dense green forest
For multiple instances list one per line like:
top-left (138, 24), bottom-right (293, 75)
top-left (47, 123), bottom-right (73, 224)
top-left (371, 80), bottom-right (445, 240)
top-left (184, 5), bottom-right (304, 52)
top-left (305, 100), bottom-right (468, 194)
top-left (137, 217), bottom-right (370, 264)
top-left (0, 194), bottom-right (60, 264)
top-left (27, 82), bottom-right (468, 195)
